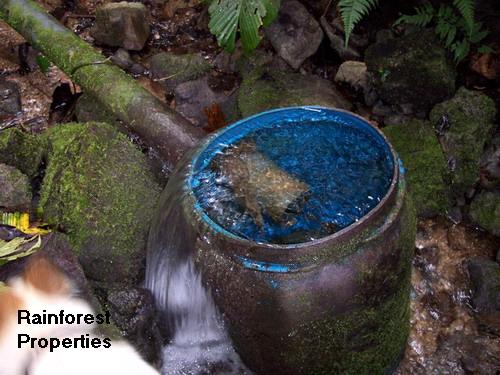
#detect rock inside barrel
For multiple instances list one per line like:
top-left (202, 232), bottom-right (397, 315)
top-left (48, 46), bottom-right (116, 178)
top-left (211, 140), bottom-right (309, 227)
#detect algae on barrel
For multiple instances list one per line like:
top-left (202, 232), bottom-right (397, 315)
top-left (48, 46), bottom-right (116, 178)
top-left (38, 122), bottom-right (161, 284)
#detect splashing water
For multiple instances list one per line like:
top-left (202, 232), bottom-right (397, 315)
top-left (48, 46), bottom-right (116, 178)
top-left (145, 168), bottom-right (251, 375)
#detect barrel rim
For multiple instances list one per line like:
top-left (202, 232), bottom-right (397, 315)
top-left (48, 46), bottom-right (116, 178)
top-left (187, 106), bottom-right (401, 253)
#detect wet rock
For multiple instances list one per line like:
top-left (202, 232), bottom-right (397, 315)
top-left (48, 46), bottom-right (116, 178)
top-left (238, 65), bottom-right (351, 117)
top-left (107, 287), bottom-right (164, 364)
top-left (213, 51), bottom-right (238, 73)
top-left (430, 87), bottom-right (496, 197)
top-left (383, 119), bottom-right (451, 217)
top-left (334, 61), bottom-right (368, 92)
top-left (0, 78), bottom-right (21, 119)
top-left (375, 29), bottom-right (394, 44)
top-left (110, 48), bottom-right (146, 76)
top-left (38, 122), bottom-right (161, 285)
top-left (91, 2), bottom-right (150, 51)
top-left (265, 0), bottom-right (323, 69)
top-left (320, 16), bottom-right (361, 61)
top-left (479, 135), bottom-right (500, 190)
top-left (149, 52), bottom-right (211, 90)
top-left (467, 258), bottom-right (500, 333)
top-left (365, 29), bottom-right (456, 113)
top-left (0, 128), bottom-right (46, 178)
top-left (174, 76), bottom-right (238, 127)
top-left (0, 163), bottom-right (31, 212)
top-left (469, 191), bottom-right (500, 236)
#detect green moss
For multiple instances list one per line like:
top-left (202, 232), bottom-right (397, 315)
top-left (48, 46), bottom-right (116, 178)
top-left (38, 122), bottom-right (161, 284)
top-left (365, 29), bottom-right (456, 112)
top-left (0, 127), bottom-right (46, 177)
top-left (430, 87), bottom-right (496, 196)
top-left (281, 196), bottom-right (415, 375)
top-left (470, 191), bottom-right (500, 236)
top-left (383, 119), bottom-right (451, 216)
top-left (238, 67), bottom-right (351, 117)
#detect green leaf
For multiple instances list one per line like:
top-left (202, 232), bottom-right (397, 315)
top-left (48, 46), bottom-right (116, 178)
top-left (0, 282), bottom-right (7, 292)
top-left (451, 38), bottom-right (470, 62)
top-left (453, 0), bottom-right (474, 35)
top-left (208, 0), bottom-right (280, 53)
top-left (394, 4), bottom-right (434, 28)
top-left (0, 235), bottom-right (42, 265)
top-left (36, 54), bottom-right (51, 73)
top-left (477, 45), bottom-right (494, 54)
top-left (339, 0), bottom-right (379, 47)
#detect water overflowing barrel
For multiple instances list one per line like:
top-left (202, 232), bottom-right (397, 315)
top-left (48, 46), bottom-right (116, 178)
top-left (146, 107), bottom-right (416, 375)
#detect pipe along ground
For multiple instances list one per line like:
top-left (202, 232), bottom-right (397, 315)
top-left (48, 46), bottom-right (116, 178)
top-left (0, 0), bottom-right (205, 167)
top-left (0, 3), bottom-right (416, 372)
top-left (148, 107), bottom-right (416, 375)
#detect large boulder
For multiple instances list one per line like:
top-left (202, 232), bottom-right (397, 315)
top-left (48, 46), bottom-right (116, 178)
top-left (0, 127), bottom-right (46, 178)
top-left (0, 163), bottom-right (31, 212)
top-left (365, 29), bottom-right (456, 113)
top-left (265, 0), bottom-right (323, 69)
top-left (383, 119), bottom-right (451, 217)
top-left (149, 52), bottom-right (212, 91)
top-left (238, 64), bottom-right (351, 117)
top-left (38, 122), bottom-right (161, 285)
top-left (91, 2), bottom-right (150, 51)
top-left (469, 191), bottom-right (500, 236)
top-left (430, 87), bottom-right (496, 197)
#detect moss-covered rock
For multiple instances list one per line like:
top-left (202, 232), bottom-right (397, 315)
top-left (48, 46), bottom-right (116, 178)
top-left (383, 119), bottom-right (451, 216)
top-left (469, 191), bottom-right (500, 236)
top-left (38, 122), bottom-right (161, 284)
top-left (0, 128), bottom-right (46, 178)
top-left (238, 65), bottom-right (351, 117)
top-left (430, 87), bottom-right (496, 197)
top-left (149, 52), bottom-right (212, 90)
top-left (365, 29), bottom-right (456, 113)
top-left (0, 163), bottom-right (32, 211)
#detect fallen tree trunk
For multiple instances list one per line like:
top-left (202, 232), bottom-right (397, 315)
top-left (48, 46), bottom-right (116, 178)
top-left (0, 0), bottom-right (205, 166)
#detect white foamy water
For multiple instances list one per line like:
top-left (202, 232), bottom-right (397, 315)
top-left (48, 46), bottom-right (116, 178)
top-left (144, 170), bottom-right (251, 375)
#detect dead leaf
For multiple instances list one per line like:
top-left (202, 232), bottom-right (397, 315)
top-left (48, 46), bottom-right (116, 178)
top-left (470, 53), bottom-right (500, 80)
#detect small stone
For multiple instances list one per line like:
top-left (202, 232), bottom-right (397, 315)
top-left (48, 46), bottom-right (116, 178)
top-left (149, 52), bottom-right (211, 90)
top-left (479, 136), bottom-right (500, 190)
top-left (111, 48), bottom-right (134, 70)
top-left (0, 163), bottom-right (31, 211)
top-left (107, 287), bottom-right (164, 363)
top-left (0, 78), bottom-right (21, 118)
top-left (265, 0), bottom-right (323, 70)
top-left (91, 2), bottom-right (150, 51)
top-left (467, 258), bottom-right (500, 333)
top-left (372, 101), bottom-right (393, 117)
top-left (469, 190), bottom-right (500, 236)
top-left (334, 61), bottom-right (368, 92)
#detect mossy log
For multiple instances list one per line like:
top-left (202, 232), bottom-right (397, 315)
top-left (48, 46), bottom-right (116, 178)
top-left (0, 0), bottom-right (204, 166)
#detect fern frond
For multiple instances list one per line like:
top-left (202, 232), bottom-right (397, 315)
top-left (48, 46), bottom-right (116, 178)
top-left (451, 38), bottom-right (470, 62)
top-left (453, 0), bottom-right (474, 34)
top-left (394, 3), bottom-right (434, 27)
top-left (339, 0), bottom-right (379, 47)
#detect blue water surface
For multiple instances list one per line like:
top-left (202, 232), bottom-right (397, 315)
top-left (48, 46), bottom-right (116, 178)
top-left (190, 107), bottom-right (394, 244)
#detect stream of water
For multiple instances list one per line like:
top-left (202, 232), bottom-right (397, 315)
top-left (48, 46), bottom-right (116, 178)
top-left (144, 166), bottom-right (251, 375)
